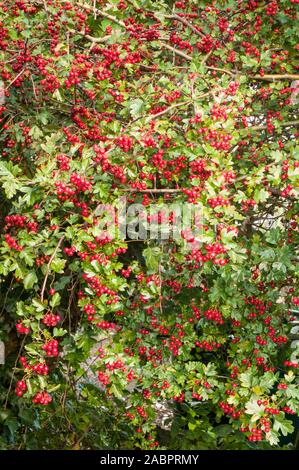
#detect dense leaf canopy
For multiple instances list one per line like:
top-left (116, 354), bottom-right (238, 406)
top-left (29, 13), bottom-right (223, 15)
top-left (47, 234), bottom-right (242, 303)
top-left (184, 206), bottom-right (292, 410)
top-left (0, 0), bottom-right (298, 450)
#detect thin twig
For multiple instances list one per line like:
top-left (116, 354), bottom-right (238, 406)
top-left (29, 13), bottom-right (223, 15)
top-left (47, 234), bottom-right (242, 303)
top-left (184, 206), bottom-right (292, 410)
top-left (252, 74), bottom-right (299, 81)
top-left (4, 336), bottom-right (27, 409)
top-left (78, 2), bottom-right (126, 28)
top-left (68, 28), bottom-right (117, 44)
top-left (5, 70), bottom-right (25, 90)
top-left (30, 73), bottom-right (37, 100)
top-left (240, 119), bottom-right (299, 132)
top-left (146, 100), bottom-right (192, 121)
top-left (165, 13), bottom-right (205, 38)
top-left (123, 188), bottom-right (183, 193)
top-left (206, 66), bottom-right (235, 77)
top-left (40, 236), bottom-right (65, 302)
top-left (161, 42), bottom-right (192, 61)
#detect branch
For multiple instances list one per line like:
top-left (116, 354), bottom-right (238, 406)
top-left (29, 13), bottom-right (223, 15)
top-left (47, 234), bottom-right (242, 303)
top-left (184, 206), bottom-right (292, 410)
top-left (267, 187), bottom-right (295, 201)
top-left (4, 336), bottom-right (27, 409)
top-left (77, 2), bottom-right (126, 28)
top-left (240, 119), bottom-right (299, 132)
top-left (68, 28), bottom-right (113, 43)
top-left (252, 74), bottom-right (299, 81)
top-left (5, 69), bottom-right (25, 90)
top-left (206, 66), bottom-right (235, 77)
top-left (161, 42), bottom-right (193, 61)
top-left (165, 13), bottom-right (205, 38)
top-left (146, 100), bottom-right (192, 121)
top-left (123, 188), bottom-right (183, 193)
top-left (40, 236), bottom-right (65, 302)
top-left (157, 45), bottom-right (299, 82)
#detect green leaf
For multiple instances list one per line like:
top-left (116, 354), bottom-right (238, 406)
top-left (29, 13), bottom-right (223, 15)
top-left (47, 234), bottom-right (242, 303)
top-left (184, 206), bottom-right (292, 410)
top-left (188, 422), bottom-right (197, 431)
top-left (5, 417), bottom-right (19, 435)
top-left (240, 371), bottom-right (252, 388)
top-left (51, 258), bottom-right (66, 273)
top-left (266, 430), bottom-right (280, 446)
top-left (110, 384), bottom-right (123, 399)
top-left (273, 415), bottom-right (294, 436)
top-left (245, 396), bottom-right (265, 416)
top-left (129, 98), bottom-right (144, 118)
top-left (50, 292), bottom-right (61, 308)
top-left (32, 299), bottom-right (46, 312)
top-left (38, 376), bottom-right (47, 390)
top-left (53, 327), bottom-right (67, 337)
top-left (253, 187), bottom-right (269, 203)
top-left (143, 246), bottom-right (161, 272)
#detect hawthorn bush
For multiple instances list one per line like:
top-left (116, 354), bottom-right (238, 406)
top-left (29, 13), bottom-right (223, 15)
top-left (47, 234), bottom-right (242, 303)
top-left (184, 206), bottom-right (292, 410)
top-left (0, 0), bottom-right (298, 450)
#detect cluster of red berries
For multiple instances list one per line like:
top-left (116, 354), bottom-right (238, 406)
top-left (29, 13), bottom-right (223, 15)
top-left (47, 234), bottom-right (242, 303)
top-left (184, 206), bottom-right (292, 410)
top-left (136, 406), bottom-right (148, 418)
top-left (64, 246), bottom-right (76, 257)
top-left (267, 326), bottom-right (287, 345)
top-left (104, 360), bottom-right (124, 371)
top-left (41, 74), bottom-right (60, 94)
top-left (260, 418), bottom-right (271, 433)
top-left (168, 335), bottom-right (183, 356)
top-left (55, 181), bottom-right (76, 201)
top-left (126, 370), bottom-right (136, 382)
top-left (219, 401), bottom-right (241, 419)
top-left (169, 31), bottom-right (193, 54)
top-left (277, 383), bottom-right (288, 390)
top-left (189, 158), bottom-right (211, 180)
top-left (281, 184), bottom-right (294, 198)
top-left (284, 361), bottom-right (298, 368)
top-left (19, 356), bottom-right (30, 369)
top-left (173, 392), bottom-right (185, 403)
top-left (266, 1), bottom-right (278, 16)
top-left (96, 321), bottom-right (117, 329)
top-left (82, 274), bottom-right (117, 298)
top-left (56, 154), bottom-right (70, 171)
top-left (35, 255), bottom-right (50, 267)
top-left (42, 313), bottom-right (61, 327)
top-left (264, 407), bottom-right (280, 415)
top-left (5, 214), bottom-right (27, 229)
top-left (94, 66), bottom-right (112, 81)
top-left (32, 392), bottom-right (52, 405)
top-left (241, 199), bottom-right (256, 212)
top-left (4, 234), bottom-right (23, 251)
top-left (83, 303), bottom-right (96, 321)
top-left (204, 309), bottom-right (224, 325)
top-left (32, 362), bottom-right (49, 375)
top-left (70, 173), bottom-right (92, 192)
top-left (247, 428), bottom-right (263, 442)
top-left (143, 389), bottom-right (151, 400)
top-left (207, 195), bottom-right (230, 209)
top-left (256, 335), bottom-right (267, 346)
top-left (115, 135), bottom-right (134, 152)
top-left (16, 322), bottom-right (30, 334)
top-left (186, 242), bottom-right (228, 267)
top-left (195, 340), bottom-right (221, 351)
top-left (192, 392), bottom-right (203, 400)
top-left (198, 127), bottom-right (233, 151)
top-left (282, 406), bottom-right (296, 415)
top-left (98, 371), bottom-right (110, 386)
top-left (15, 380), bottom-right (27, 397)
top-left (210, 104), bottom-right (228, 121)
top-left (121, 267), bottom-right (132, 278)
